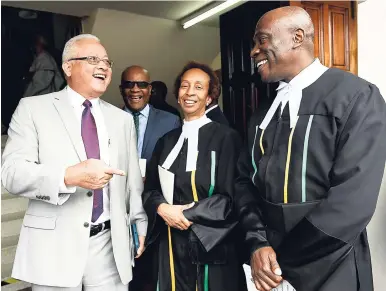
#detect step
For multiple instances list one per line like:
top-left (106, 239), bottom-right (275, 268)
top-left (1, 245), bottom-right (16, 279)
top-left (2, 134), bottom-right (8, 150)
top-left (1, 197), bottom-right (28, 222)
top-left (2, 191), bottom-right (16, 200)
top-left (2, 134), bottom-right (8, 143)
top-left (1, 219), bottom-right (23, 248)
top-left (1, 279), bottom-right (31, 291)
top-left (2, 184), bottom-right (16, 200)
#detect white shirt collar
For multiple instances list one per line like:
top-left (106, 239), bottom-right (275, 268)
top-left (125, 104), bottom-right (150, 118)
top-left (259, 58), bottom-right (328, 129)
top-left (205, 104), bottom-right (219, 114)
top-left (162, 114), bottom-right (211, 172)
top-left (67, 86), bottom-right (100, 109)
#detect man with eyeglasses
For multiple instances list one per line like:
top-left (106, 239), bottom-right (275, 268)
top-left (2, 34), bottom-right (147, 290)
top-left (120, 65), bottom-right (181, 291)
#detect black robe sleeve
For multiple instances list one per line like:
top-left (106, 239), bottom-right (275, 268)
top-left (277, 84), bottom-right (386, 289)
top-left (142, 137), bottom-right (168, 247)
top-left (183, 130), bottom-right (242, 252)
top-left (234, 114), bottom-right (270, 260)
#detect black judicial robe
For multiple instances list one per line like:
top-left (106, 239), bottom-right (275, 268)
top-left (143, 122), bottom-right (247, 291)
top-left (206, 106), bottom-right (229, 126)
top-left (235, 68), bottom-right (386, 291)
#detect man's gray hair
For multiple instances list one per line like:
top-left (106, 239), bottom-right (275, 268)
top-left (62, 34), bottom-right (100, 63)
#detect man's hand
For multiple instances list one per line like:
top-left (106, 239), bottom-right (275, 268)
top-left (251, 246), bottom-right (283, 291)
top-left (64, 159), bottom-right (125, 189)
top-left (157, 203), bottom-right (194, 230)
top-left (135, 235), bottom-right (146, 258)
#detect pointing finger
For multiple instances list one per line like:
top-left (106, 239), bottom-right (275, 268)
top-left (105, 168), bottom-right (126, 176)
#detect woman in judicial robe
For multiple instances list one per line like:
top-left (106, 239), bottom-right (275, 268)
top-left (142, 61), bottom-right (246, 291)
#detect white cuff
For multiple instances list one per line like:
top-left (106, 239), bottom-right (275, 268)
top-left (59, 168), bottom-right (76, 194)
top-left (136, 220), bottom-right (148, 237)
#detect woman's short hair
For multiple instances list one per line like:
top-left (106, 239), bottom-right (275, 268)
top-left (173, 61), bottom-right (221, 101)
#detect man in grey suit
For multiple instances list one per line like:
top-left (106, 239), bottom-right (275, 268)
top-left (120, 65), bottom-right (180, 291)
top-left (1, 34), bottom-right (147, 290)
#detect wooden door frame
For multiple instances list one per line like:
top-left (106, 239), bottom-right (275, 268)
top-left (289, 1), bottom-right (358, 75)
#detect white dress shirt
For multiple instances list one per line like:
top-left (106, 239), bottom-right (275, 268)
top-left (124, 104), bottom-right (150, 157)
top-left (60, 86), bottom-right (110, 224)
top-left (259, 58), bottom-right (328, 129)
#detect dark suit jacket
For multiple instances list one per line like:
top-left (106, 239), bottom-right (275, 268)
top-left (206, 105), bottom-right (229, 126)
top-left (151, 101), bottom-right (181, 119)
top-left (128, 105), bottom-right (180, 291)
top-left (141, 105), bottom-right (181, 161)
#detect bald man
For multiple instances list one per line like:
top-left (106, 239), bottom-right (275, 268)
top-left (120, 66), bottom-right (180, 162)
top-left (120, 66), bottom-right (180, 291)
top-left (235, 6), bottom-right (386, 291)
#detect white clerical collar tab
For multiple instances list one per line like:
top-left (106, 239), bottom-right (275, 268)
top-left (162, 115), bottom-right (211, 172)
top-left (276, 81), bottom-right (288, 91)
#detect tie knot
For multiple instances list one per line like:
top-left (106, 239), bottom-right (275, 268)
top-left (132, 111), bottom-right (141, 117)
top-left (83, 100), bottom-right (92, 108)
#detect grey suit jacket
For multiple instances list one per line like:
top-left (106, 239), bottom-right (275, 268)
top-left (1, 89), bottom-right (147, 287)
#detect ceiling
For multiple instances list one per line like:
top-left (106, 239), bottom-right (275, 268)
top-left (2, 1), bottom-right (244, 27)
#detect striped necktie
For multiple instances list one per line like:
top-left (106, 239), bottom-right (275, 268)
top-left (132, 111), bottom-right (140, 141)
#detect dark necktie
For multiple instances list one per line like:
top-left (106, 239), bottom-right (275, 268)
top-left (132, 111), bottom-right (141, 144)
top-left (132, 111), bottom-right (140, 137)
top-left (130, 111), bottom-right (141, 250)
top-left (82, 100), bottom-right (103, 222)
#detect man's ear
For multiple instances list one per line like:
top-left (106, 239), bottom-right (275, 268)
top-left (62, 62), bottom-right (72, 78)
top-left (293, 28), bottom-right (305, 49)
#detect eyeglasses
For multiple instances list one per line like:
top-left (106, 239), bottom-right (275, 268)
top-left (67, 56), bottom-right (113, 68)
top-left (121, 81), bottom-right (150, 89)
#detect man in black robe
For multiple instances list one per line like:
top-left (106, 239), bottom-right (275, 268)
top-left (235, 6), bottom-right (386, 291)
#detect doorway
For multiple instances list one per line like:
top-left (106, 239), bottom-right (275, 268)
top-left (219, 1), bottom-right (281, 140)
top-left (1, 6), bottom-right (82, 131)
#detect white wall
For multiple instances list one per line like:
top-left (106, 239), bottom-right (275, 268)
top-left (82, 8), bottom-right (220, 108)
top-left (211, 52), bottom-right (221, 70)
top-left (210, 52), bottom-right (223, 109)
top-left (358, 0), bottom-right (386, 290)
